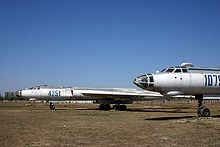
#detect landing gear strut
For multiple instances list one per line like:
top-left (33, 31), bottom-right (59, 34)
top-left (195, 94), bottom-right (210, 117)
top-left (50, 102), bottom-right (55, 110)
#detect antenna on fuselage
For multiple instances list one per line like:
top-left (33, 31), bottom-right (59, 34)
top-left (181, 63), bottom-right (194, 67)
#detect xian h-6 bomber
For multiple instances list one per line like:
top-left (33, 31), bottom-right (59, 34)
top-left (134, 63), bottom-right (220, 117)
top-left (16, 63), bottom-right (220, 117)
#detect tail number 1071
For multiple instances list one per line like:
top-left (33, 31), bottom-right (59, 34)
top-left (204, 75), bottom-right (220, 87)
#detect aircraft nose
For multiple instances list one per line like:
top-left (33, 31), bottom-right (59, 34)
top-left (133, 74), bottom-right (154, 89)
top-left (133, 78), bottom-right (139, 87)
top-left (15, 90), bottom-right (22, 97)
top-left (133, 75), bottom-right (148, 89)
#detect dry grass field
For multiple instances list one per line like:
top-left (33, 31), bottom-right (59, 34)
top-left (0, 101), bottom-right (220, 146)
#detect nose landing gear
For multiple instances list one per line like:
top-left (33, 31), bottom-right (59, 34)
top-left (49, 102), bottom-right (55, 110)
top-left (196, 95), bottom-right (210, 117)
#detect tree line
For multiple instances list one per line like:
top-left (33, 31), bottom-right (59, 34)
top-left (0, 92), bottom-right (18, 101)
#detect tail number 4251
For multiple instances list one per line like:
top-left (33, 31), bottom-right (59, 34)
top-left (48, 90), bottom-right (61, 97)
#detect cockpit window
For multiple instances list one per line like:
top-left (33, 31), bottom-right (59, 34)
top-left (29, 86), bottom-right (40, 90)
top-left (161, 68), bottom-right (167, 72)
top-left (174, 69), bottom-right (181, 73)
top-left (162, 67), bottom-right (188, 73)
top-left (165, 68), bottom-right (174, 72)
top-left (182, 68), bottom-right (188, 73)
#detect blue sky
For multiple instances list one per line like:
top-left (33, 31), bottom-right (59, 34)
top-left (0, 0), bottom-right (219, 94)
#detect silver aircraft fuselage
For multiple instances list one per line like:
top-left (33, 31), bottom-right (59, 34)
top-left (134, 63), bottom-right (220, 96)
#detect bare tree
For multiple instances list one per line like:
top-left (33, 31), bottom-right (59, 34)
top-left (5, 92), bottom-right (15, 101)
top-left (0, 93), bottom-right (3, 102)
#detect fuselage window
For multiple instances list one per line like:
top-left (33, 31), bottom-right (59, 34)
top-left (149, 83), bottom-right (154, 87)
top-left (138, 75), bottom-right (148, 82)
top-left (142, 77), bottom-right (148, 82)
top-left (174, 69), bottom-right (181, 73)
top-left (182, 68), bottom-right (188, 73)
top-left (166, 68), bottom-right (174, 72)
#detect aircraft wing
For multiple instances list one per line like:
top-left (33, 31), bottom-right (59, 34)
top-left (77, 88), bottom-right (193, 100)
top-left (81, 90), bottom-right (163, 99)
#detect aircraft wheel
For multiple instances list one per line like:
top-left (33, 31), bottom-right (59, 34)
top-left (113, 105), bottom-right (127, 111)
top-left (105, 104), bottom-right (111, 110)
top-left (99, 104), bottom-right (111, 110)
top-left (119, 105), bottom-right (127, 111)
top-left (197, 106), bottom-right (203, 117)
top-left (99, 104), bottom-right (105, 110)
top-left (113, 105), bottom-right (119, 110)
top-left (50, 104), bottom-right (55, 110)
top-left (200, 107), bottom-right (210, 117)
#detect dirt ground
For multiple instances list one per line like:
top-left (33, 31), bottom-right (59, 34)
top-left (0, 101), bottom-right (220, 147)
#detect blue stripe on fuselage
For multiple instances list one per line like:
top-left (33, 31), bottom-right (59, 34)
top-left (188, 68), bottom-right (220, 72)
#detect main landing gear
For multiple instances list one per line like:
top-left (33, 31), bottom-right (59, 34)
top-left (112, 104), bottom-right (127, 111)
top-left (195, 94), bottom-right (210, 117)
top-left (49, 102), bottom-right (55, 110)
top-left (99, 104), bottom-right (127, 111)
top-left (99, 104), bottom-right (111, 110)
